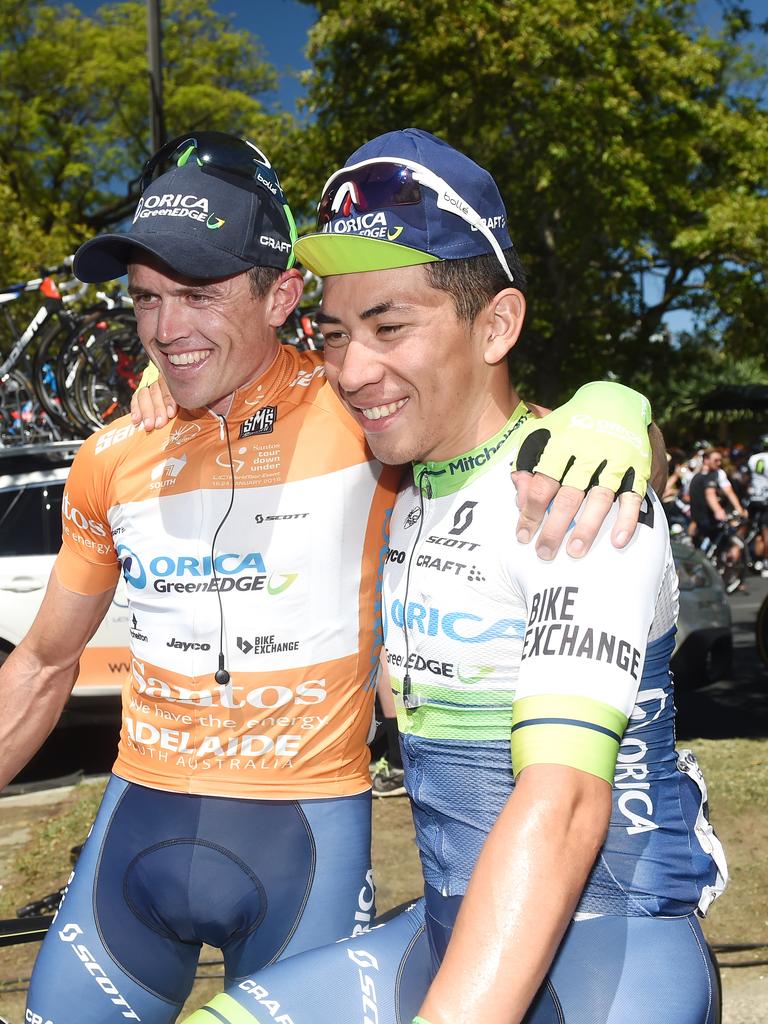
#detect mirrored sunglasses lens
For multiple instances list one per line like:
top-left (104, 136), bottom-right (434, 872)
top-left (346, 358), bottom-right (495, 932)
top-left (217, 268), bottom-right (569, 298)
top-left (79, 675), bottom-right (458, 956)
top-left (317, 164), bottom-right (422, 227)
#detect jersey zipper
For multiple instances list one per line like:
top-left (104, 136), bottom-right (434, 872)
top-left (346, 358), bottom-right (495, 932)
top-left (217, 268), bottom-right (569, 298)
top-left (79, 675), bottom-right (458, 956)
top-left (401, 467), bottom-right (431, 710)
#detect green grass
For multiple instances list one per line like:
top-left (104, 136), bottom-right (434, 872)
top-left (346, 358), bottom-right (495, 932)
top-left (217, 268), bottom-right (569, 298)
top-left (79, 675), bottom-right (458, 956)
top-left (690, 738), bottom-right (767, 808)
top-left (0, 783), bottom-right (106, 918)
top-left (690, 738), bottom-right (768, 952)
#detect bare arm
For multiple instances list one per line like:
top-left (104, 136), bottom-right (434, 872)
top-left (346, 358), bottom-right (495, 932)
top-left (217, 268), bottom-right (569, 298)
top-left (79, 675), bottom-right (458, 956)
top-left (0, 570), bottom-right (116, 789)
top-left (705, 485), bottom-right (727, 521)
top-left (376, 650), bottom-right (397, 718)
top-left (418, 764), bottom-right (611, 1024)
top-left (720, 481), bottom-right (745, 517)
top-left (648, 423), bottom-right (668, 494)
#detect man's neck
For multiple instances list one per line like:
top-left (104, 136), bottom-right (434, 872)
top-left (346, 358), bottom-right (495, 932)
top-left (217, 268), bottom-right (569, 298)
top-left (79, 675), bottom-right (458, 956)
top-left (413, 400), bottom-right (529, 496)
top-left (204, 344), bottom-right (283, 418)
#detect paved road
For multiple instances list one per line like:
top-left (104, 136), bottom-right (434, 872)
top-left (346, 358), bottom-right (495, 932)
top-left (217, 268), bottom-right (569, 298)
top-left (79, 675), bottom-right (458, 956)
top-left (677, 573), bottom-right (768, 740)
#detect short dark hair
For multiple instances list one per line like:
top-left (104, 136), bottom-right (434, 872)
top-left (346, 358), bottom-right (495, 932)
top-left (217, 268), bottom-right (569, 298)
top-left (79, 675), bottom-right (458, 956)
top-left (424, 246), bottom-right (527, 324)
top-left (247, 265), bottom-right (282, 299)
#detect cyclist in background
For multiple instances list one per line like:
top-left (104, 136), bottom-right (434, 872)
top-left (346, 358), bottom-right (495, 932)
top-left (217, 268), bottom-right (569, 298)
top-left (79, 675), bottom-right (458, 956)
top-left (688, 447), bottom-right (746, 567)
top-left (0, 132), bottom-right (658, 1024)
top-left (747, 438), bottom-right (768, 577)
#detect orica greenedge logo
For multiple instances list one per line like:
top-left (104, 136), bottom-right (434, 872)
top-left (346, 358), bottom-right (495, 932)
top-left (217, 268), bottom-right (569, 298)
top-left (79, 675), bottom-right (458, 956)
top-left (116, 545), bottom-right (297, 595)
top-left (133, 191), bottom-right (226, 230)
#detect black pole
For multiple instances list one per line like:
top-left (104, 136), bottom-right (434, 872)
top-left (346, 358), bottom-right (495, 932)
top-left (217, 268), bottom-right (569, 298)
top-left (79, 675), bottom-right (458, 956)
top-left (147, 0), bottom-right (165, 153)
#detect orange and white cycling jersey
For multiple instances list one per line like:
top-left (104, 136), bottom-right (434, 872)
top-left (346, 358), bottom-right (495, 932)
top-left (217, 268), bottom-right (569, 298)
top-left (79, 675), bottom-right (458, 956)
top-left (55, 345), bottom-right (399, 798)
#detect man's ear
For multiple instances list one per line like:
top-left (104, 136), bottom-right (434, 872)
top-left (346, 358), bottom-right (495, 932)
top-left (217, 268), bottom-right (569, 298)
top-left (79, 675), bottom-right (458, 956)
top-left (267, 269), bottom-right (304, 327)
top-left (483, 288), bottom-right (526, 366)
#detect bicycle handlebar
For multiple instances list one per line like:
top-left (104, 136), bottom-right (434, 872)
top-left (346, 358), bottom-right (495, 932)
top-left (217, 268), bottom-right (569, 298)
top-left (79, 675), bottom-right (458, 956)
top-left (0, 257), bottom-right (77, 295)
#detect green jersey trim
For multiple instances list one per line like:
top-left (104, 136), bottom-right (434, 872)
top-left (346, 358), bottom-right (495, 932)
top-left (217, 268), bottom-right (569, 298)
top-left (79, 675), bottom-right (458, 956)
top-left (393, 685), bottom-right (513, 741)
top-left (511, 694), bottom-right (628, 783)
top-left (394, 675), bottom-right (515, 707)
top-left (412, 402), bottom-right (530, 497)
top-left (197, 992), bottom-right (260, 1023)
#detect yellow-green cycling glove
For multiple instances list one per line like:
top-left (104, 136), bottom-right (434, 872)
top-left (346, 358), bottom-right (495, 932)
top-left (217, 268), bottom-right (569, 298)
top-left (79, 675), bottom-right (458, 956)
top-left (511, 381), bottom-right (652, 497)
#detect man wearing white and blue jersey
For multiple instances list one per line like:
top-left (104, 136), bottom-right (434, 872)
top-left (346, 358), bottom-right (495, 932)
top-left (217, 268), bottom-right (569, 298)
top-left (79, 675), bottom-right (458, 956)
top-left (184, 130), bottom-right (727, 1024)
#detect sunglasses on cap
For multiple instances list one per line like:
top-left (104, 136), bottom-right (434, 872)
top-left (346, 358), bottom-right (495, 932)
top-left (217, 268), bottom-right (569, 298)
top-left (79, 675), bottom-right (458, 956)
top-left (317, 157), bottom-right (515, 283)
top-left (139, 130), bottom-right (287, 197)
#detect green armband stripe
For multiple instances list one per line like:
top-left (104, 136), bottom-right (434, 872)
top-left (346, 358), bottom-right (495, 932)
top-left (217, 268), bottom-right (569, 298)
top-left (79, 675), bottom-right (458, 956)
top-left (185, 992), bottom-right (262, 1023)
top-left (511, 694), bottom-right (627, 783)
top-left (412, 1018), bottom-right (433, 1024)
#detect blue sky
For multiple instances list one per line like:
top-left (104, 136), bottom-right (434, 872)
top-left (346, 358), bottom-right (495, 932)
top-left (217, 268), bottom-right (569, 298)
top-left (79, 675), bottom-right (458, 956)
top-left (71, 0), bottom-right (317, 111)
top-left (69, 1), bottom-right (764, 116)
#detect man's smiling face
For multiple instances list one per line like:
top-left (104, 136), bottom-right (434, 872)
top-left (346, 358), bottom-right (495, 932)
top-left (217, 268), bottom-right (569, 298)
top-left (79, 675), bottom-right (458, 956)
top-left (318, 265), bottom-right (496, 466)
top-left (128, 255), bottom-right (279, 415)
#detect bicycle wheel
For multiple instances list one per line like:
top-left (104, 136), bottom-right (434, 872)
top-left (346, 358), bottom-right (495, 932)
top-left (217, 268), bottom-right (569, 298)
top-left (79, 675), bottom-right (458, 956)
top-left (756, 595), bottom-right (768, 667)
top-left (713, 543), bottom-right (745, 595)
top-left (31, 320), bottom-right (80, 436)
top-left (69, 311), bottom-right (142, 428)
top-left (0, 369), bottom-right (61, 444)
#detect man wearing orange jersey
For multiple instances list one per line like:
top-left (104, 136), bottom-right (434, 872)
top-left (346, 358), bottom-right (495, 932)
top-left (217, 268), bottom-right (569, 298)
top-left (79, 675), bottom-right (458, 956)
top-left (1, 133), bottom-right (658, 1024)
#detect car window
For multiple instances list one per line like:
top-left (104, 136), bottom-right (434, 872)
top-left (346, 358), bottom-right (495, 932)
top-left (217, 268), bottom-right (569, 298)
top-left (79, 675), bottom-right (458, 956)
top-left (0, 481), bottom-right (63, 556)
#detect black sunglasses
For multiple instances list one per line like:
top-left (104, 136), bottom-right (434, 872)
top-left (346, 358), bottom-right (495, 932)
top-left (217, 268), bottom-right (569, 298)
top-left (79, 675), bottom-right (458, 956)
top-left (139, 131), bottom-right (286, 203)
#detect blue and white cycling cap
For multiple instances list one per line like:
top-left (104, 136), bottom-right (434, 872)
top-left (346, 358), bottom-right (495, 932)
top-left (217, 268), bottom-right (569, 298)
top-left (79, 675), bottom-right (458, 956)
top-left (294, 128), bottom-right (516, 281)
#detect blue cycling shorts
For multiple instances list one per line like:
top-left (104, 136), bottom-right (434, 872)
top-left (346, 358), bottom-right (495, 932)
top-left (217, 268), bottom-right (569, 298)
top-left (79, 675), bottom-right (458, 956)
top-left (183, 885), bottom-right (721, 1024)
top-left (26, 774), bottom-right (374, 1023)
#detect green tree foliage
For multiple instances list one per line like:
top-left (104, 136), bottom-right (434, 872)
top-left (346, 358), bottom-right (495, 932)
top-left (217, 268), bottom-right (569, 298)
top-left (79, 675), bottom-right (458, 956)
top-left (299, 0), bottom-right (768, 415)
top-left (0, 0), bottom-right (292, 280)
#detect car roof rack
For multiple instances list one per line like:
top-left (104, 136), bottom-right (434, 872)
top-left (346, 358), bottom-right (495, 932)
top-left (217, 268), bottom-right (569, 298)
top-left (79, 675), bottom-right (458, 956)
top-left (0, 440), bottom-right (83, 473)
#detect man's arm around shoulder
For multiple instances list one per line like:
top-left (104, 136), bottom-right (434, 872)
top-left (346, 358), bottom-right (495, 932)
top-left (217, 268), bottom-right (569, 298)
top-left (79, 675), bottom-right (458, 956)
top-left (419, 763), bottom-right (611, 1024)
top-left (0, 570), bottom-right (115, 790)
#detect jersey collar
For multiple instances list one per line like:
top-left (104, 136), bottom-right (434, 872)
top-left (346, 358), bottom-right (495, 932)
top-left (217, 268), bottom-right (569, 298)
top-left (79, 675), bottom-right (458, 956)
top-left (413, 401), bottom-right (531, 497)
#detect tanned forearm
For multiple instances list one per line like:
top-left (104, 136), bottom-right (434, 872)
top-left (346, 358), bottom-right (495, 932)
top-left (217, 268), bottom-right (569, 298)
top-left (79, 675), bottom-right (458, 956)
top-left (0, 643), bottom-right (81, 788)
top-left (721, 484), bottom-right (745, 517)
top-left (0, 572), bottom-right (115, 790)
top-left (419, 764), bottom-right (611, 1024)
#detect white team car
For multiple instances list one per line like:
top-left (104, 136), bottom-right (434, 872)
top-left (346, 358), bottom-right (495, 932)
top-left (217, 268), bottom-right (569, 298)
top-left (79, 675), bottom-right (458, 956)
top-left (671, 537), bottom-right (733, 688)
top-left (0, 441), bottom-right (130, 725)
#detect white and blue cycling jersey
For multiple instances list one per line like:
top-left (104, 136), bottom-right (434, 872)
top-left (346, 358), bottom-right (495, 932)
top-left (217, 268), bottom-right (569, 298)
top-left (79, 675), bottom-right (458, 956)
top-left (384, 404), bottom-right (726, 916)
top-left (186, 405), bottom-right (727, 1024)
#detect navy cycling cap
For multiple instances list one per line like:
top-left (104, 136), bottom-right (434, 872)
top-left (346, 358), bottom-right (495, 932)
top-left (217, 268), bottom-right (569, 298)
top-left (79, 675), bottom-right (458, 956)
top-left (294, 128), bottom-right (516, 280)
top-left (74, 160), bottom-right (296, 284)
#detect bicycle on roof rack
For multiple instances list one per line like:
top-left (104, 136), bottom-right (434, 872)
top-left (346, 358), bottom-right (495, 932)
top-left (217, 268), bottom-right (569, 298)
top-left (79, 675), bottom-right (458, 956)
top-left (0, 260), bottom-right (142, 444)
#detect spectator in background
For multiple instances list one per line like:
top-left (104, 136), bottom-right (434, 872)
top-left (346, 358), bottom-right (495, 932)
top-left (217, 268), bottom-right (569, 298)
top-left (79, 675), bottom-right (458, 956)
top-left (723, 444), bottom-right (750, 507)
top-left (662, 448), bottom-right (690, 536)
top-left (747, 438), bottom-right (768, 578)
top-left (687, 449), bottom-right (746, 575)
